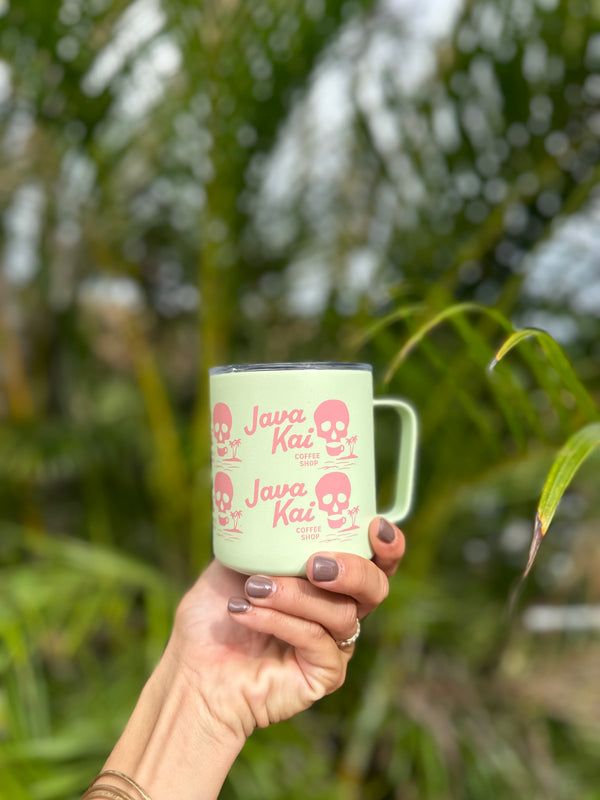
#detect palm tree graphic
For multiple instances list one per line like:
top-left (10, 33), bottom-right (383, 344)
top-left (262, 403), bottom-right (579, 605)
top-left (344, 435), bottom-right (358, 458)
top-left (228, 439), bottom-right (242, 461)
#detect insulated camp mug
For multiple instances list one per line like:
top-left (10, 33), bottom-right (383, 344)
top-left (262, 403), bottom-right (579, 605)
top-left (209, 362), bottom-right (418, 576)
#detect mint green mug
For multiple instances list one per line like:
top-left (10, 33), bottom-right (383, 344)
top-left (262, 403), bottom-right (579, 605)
top-left (209, 362), bottom-right (418, 576)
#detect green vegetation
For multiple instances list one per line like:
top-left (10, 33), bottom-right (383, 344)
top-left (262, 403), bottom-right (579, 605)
top-left (0, 0), bottom-right (599, 797)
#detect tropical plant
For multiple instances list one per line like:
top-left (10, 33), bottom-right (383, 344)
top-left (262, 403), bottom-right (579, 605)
top-left (490, 327), bottom-right (599, 579)
top-left (0, 0), bottom-right (599, 798)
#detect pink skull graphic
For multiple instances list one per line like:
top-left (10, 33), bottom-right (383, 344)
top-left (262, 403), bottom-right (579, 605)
top-left (314, 399), bottom-right (350, 456)
top-left (214, 471), bottom-right (233, 526)
top-left (315, 472), bottom-right (351, 529)
top-left (213, 402), bottom-right (232, 456)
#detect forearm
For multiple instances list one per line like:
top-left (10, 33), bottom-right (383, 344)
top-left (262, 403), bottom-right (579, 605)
top-left (98, 651), bottom-right (246, 800)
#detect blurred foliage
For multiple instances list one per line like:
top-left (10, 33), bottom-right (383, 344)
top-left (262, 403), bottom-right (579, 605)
top-left (0, 0), bottom-right (599, 798)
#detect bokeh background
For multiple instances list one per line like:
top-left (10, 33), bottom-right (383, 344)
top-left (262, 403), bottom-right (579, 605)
top-left (1, 0), bottom-right (600, 797)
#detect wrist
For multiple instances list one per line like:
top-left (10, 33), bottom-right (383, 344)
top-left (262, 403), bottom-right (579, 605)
top-left (102, 651), bottom-right (246, 800)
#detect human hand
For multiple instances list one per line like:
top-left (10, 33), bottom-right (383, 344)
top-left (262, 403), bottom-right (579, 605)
top-left (99, 517), bottom-right (405, 800)
top-left (165, 516), bottom-right (405, 740)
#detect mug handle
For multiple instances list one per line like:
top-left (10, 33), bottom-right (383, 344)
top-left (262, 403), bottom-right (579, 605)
top-left (373, 398), bottom-right (418, 523)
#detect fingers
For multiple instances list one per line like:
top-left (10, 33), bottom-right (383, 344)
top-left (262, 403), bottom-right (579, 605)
top-left (306, 551), bottom-right (389, 618)
top-left (304, 517), bottom-right (405, 617)
top-left (226, 600), bottom-right (349, 700)
top-left (239, 574), bottom-right (358, 644)
top-left (224, 516), bottom-right (405, 649)
top-left (369, 517), bottom-right (406, 577)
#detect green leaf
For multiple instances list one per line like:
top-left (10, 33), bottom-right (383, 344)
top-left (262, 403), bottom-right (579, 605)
top-left (414, 331), bottom-right (500, 450)
top-left (523, 422), bottom-right (600, 577)
top-left (385, 302), bottom-right (513, 383)
top-left (0, 767), bottom-right (31, 800)
top-left (351, 303), bottom-right (425, 349)
top-left (489, 328), bottom-right (598, 422)
top-left (450, 313), bottom-right (543, 449)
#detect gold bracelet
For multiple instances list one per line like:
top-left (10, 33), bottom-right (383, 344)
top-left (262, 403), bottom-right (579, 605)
top-left (97, 770), bottom-right (153, 800)
top-left (82, 785), bottom-right (136, 800)
top-left (83, 770), bottom-right (153, 800)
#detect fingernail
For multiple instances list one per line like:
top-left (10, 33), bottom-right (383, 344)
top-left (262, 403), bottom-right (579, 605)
top-left (312, 556), bottom-right (339, 582)
top-left (228, 596), bottom-right (251, 613)
top-left (377, 518), bottom-right (395, 543)
top-left (245, 576), bottom-right (275, 598)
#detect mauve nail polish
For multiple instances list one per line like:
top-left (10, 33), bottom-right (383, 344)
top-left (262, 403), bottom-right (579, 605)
top-left (312, 556), bottom-right (339, 581)
top-left (377, 518), bottom-right (395, 543)
top-left (228, 597), bottom-right (251, 613)
top-left (245, 576), bottom-right (275, 598)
